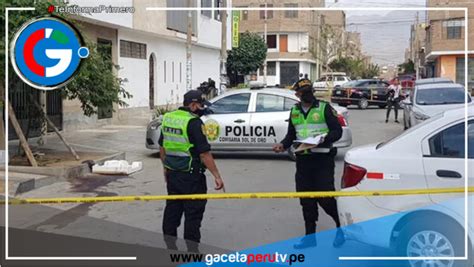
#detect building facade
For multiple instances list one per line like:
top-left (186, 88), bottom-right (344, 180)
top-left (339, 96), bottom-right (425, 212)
top-left (233, 0), bottom-right (324, 86)
top-left (66, 0), bottom-right (231, 128)
top-left (425, 0), bottom-right (474, 91)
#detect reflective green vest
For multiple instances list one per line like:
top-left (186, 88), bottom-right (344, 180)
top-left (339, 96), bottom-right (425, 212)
top-left (162, 109), bottom-right (196, 171)
top-left (291, 102), bottom-right (329, 141)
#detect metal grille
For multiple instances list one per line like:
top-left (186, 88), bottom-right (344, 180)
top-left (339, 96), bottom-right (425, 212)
top-left (8, 77), bottom-right (63, 140)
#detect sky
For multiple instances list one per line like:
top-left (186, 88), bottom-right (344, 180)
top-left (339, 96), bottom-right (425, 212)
top-left (325, 0), bottom-right (427, 66)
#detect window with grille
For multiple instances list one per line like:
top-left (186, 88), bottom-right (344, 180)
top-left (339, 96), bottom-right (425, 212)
top-left (201, 0), bottom-right (212, 18)
top-left (120, 40), bottom-right (146, 59)
top-left (284, 3), bottom-right (298, 18)
top-left (259, 4), bottom-right (273, 19)
top-left (259, 62), bottom-right (276, 76)
top-left (443, 20), bottom-right (464, 39)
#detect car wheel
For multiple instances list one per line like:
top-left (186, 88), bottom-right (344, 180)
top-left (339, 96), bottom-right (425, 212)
top-left (358, 98), bottom-right (369, 109)
top-left (378, 104), bottom-right (387, 109)
top-left (397, 218), bottom-right (469, 267)
top-left (287, 147), bottom-right (296, 161)
top-left (338, 103), bottom-right (348, 107)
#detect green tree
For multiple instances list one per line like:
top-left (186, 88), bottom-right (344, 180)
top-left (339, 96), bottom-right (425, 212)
top-left (398, 59), bottom-right (415, 74)
top-left (0, 0), bottom-right (131, 116)
top-left (362, 63), bottom-right (381, 79)
top-left (329, 57), bottom-right (380, 79)
top-left (226, 32), bottom-right (267, 76)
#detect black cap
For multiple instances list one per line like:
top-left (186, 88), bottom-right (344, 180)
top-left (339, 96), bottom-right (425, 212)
top-left (292, 78), bottom-right (312, 91)
top-left (183, 90), bottom-right (212, 106)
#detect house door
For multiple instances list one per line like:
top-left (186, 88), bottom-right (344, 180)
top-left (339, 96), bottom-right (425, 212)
top-left (280, 62), bottom-right (299, 86)
top-left (279, 34), bottom-right (288, 52)
top-left (149, 54), bottom-right (155, 109)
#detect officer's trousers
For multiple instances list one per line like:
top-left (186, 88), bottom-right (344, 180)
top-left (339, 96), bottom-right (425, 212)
top-left (295, 151), bottom-right (341, 234)
top-left (162, 171), bottom-right (207, 245)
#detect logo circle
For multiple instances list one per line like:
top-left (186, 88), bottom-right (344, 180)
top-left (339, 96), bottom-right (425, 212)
top-left (10, 17), bottom-right (88, 90)
top-left (203, 119), bottom-right (220, 142)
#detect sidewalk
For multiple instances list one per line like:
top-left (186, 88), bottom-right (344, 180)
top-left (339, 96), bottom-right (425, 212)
top-left (3, 124), bottom-right (147, 195)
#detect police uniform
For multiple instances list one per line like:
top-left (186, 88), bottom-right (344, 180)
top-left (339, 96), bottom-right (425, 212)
top-left (158, 101), bottom-right (211, 249)
top-left (280, 79), bottom-right (345, 248)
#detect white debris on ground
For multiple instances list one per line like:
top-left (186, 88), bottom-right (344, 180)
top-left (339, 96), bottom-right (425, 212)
top-left (92, 160), bottom-right (143, 175)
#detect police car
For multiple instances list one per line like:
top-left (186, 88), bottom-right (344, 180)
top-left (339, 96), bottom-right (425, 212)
top-left (338, 106), bottom-right (473, 266)
top-left (146, 87), bottom-right (353, 160)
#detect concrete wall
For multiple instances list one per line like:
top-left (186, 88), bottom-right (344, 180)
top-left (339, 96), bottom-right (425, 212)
top-left (117, 28), bottom-right (220, 109)
top-left (68, 0), bottom-right (133, 28)
top-left (299, 62), bottom-right (312, 77)
top-left (62, 21), bottom-right (119, 131)
top-left (427, 0), bottom-right (474, 53)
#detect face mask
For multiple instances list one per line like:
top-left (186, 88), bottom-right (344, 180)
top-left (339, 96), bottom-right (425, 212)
top-left (300, 90), bottom-right (314, 103)
top-left (193, 105), bottom-right (210, 117)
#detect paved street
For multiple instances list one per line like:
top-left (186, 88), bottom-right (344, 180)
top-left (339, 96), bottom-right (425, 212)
top-left (5, 107), bottom-right (403, 252)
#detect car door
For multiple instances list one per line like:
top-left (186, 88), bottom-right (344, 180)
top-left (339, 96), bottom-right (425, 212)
top-left (373, 81), bottom-right (389, 102)
top-left (422, 119), bottom-right (474, 204)
top-left (248, 93), bottom-right (298, 149)
top-left (202, 92), bottom-right (252, 150)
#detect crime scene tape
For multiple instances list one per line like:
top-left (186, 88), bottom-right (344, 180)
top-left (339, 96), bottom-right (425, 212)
top-left (1, 187), bottom-right (473, 205)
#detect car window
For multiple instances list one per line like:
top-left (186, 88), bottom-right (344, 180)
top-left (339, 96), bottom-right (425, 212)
top-left (336, 76), bottom-right (345, 81)
top-left (357, 81), bottom-right (369, 88)
top-left (318, 76), bottom-right (327, 82)
top-left (211, 93), bottom-right (250, 114)
top-left (416, 87), bottom-right (472, 105)
top-left (284, 97), bottom-right (298, 111)
top-left (256, 93), bottom-right (286, 112)
top-left (429, 120), bottom-right (473, 158)
top-left (327, 76), bottom-right (333, 81)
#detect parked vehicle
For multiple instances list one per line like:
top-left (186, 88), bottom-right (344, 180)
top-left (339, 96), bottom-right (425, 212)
top-left (313, 72), bottom-right (351, 91)
top-left (405, 83), bottom-right (471, 128)
top-left (402, 78), bottom-right (454, 129)
top-left (147, 88), bottom-right (353, 160)
top-left (331, 79), bottom-right (390, 109)
top-left (338, 105), bottom-right (473, 267)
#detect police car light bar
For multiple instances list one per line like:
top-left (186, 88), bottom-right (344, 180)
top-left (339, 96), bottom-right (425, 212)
top-left (249, 81), bottom-right (266, 89)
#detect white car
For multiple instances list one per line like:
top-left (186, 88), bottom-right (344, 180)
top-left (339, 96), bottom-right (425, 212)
top-left (338, 106), bottom-right (473, 267)
top-left (313, 73), bottom-right (351, 91)
top-left (406, 83), bottom-right (471, 128)
top-left (146, 88), bottom-right (353, 160)
top-left (402, 78), bottom-right (454, 130)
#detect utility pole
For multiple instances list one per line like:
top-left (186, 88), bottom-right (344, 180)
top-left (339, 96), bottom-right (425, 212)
top-left (415, 11), bottom-right (420, 80)
top-left (315, 12), bottom-right (321, 79)
top-left (186, 0), bottom-right (193, 91)
top-left (219, 0), bottom-right (227, 95)
top-left (263, 1), bottom-right (268, 85)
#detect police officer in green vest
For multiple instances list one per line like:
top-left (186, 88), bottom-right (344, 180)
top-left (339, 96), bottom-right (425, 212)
top-left (273, 78), bottom-right (345, 249)
top-left (159, 90), bottom-right (224, 252)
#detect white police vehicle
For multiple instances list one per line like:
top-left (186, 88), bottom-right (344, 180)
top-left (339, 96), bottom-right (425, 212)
top-left (146, 86), bottom-right (353, 160)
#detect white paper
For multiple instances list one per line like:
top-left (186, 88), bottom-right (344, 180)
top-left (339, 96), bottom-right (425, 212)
top-left (294, 133), bottom-right (327, 145)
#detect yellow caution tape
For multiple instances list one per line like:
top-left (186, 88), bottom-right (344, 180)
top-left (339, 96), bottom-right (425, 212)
top-left (1, 187), bottom-right (473, 205)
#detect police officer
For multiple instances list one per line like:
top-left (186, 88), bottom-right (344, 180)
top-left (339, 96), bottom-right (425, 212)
top-left (272, 78), bottom-right (345, 249)
top-left (159, 90), bottom-right (225, 252)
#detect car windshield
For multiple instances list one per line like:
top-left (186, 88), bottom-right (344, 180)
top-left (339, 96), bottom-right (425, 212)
top-left (377, 113), bottom-right (444, 149)
top-left (416, 87), bottom-right (471, 105)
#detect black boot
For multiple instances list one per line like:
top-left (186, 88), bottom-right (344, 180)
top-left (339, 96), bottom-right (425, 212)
top-left (164, 235), bottom-right (178, 251)
top-left (186, 240), bottom-right (200, 254)
top-left (333, 228), bottom-right (346, 248)
top-left (293, 222), bottom-right (317, 249)
top-left (293, 235), bottom-right (317, 249)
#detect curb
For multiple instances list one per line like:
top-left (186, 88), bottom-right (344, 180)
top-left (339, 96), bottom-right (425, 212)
top-left (1, 152), bottom-right (126, 195)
